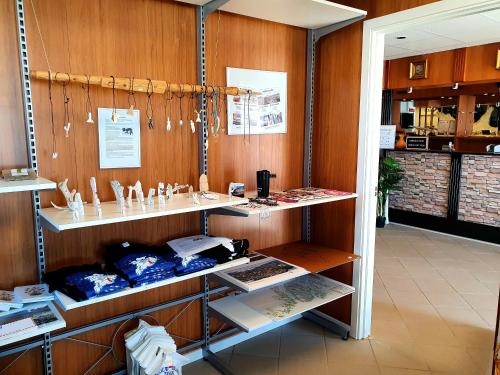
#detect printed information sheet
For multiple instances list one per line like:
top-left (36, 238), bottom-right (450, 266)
top-left (98, 108), bottom-right (141, 169)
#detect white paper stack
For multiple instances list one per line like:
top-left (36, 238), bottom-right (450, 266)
top-left (14, 284), bottom-right (54, 304)
top-left (125, 320), bottom-right (188, 375)
top-left (0, 291), bottom-right (23, 312)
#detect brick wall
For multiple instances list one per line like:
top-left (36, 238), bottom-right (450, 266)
top-left (458, 155), bottom-right (500, 227)
top-left (387, 151), bottom-right (451, 217)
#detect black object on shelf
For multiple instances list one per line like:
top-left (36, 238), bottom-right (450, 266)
top-left (257, 170), bottom-right (276, 198)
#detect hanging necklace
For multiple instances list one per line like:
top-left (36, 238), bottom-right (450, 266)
top-left (164, 84), bottom-right (173, 132)
top-left (48, 72), bottom-right (58, 159)
top-left (111, 75), bottom-right (118, 123)
top-left (84, 74), bottom-right (94, 124)
top-left (146, 78), bottom-right (154, 129)
top-left (127, 77), bottom-right (136, 116)
top-left (189, 85), bottom-right (196, 133)
top-left (58, 72), bottom-right (71, 138)
top-left (216, 86), bottom-right (223, 134)
top-left (174, 85), bottom-right (184, 127)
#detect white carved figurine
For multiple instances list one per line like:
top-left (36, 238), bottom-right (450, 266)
top-left (158, 182), bottom-right (166, 206)
top-left (192, 192), bottom-right (200, 205)
top-left (199, 174), bottom-right (209, 193)
top-left (111, 180), bottom-right (126, 214)
top-left (166, 184), bottom-right (173, 201)
top-left (90, 177), bottom-right (102, 217)
top-left (58, 178), bottom-right (76, 207)
top-left (74, 192), bottom-right (85, 217)
top-left (147, 188), bottom-right (155, 207)
top-left (127, 181), bottom-right (145, 208)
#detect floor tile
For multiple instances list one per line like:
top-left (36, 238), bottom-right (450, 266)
top-left (230, 353), bottom-right (278, 375)
top-left (328, 362), bottom-right (381, 374)
top-left (325, 336), bottom-right (377, 365)
top-left (414, 278), bottom-right (455, 293)
top-left (278, 356), bottom-right (329, 375)
top-left (421, 290), bottom-right (469, 308)
top-left (233, 331), bottom-right (281, 358)
top-left (434, 306), bottom-right (489, 329)
top-left (380, 367), bottom-right (432, 375)
top-left (370, 339), bottom-right (429, 371)
top-left (388, 289), bottom-right (432, 307)
top-left (447, 277), bottom-right (492, 294)
top-left (280, 318), bottom-right (324, 337)
top-left (460, 293), bottom-right (497, 310)
top-left (417, 344), bottom-right (483, 374)
top-left (279, 333), bottom-right (326, 363)
top-left (183, 359), bottom-right (221, 375)
top-left (381, 276), bottom-right (420, 293)
top-left (370, 316), bottom-right (412, 343)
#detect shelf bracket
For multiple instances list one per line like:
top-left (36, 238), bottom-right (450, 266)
top-left (314, 15), bottom-right (366, 41)
top-left (202, 0), bottom-right (230, 21)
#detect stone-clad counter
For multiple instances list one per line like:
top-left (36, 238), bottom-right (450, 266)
top-left (387, 151), bottom-right (451, 217)
top-left (458, 154), bottom-right (500, 226)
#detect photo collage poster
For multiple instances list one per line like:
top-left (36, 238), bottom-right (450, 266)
top-left (226, 67), bottom-right (287, 135)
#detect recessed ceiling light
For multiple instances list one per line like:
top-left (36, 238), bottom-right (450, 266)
top-left (441, 96), bottom-right (445, 99)
top-left (484, 93), bottom-right (489, 95)
top-left (396, 36), bottom-right (407, 40)
top-left (448, 97), bottom-right (452, 100)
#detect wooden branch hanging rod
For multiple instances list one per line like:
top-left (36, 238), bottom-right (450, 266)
top-left (30, 70), bottom-right (258, 96)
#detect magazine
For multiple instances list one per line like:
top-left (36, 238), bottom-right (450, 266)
top-left (215, 255), bottom-right (308, 292)
top-left (0, 304), bottom-right (59, 341)
top-left (0, 291), bottom-right (23, 311)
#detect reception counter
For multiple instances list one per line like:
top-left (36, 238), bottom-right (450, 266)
top-left (386, 150), bottom-right (499, 243)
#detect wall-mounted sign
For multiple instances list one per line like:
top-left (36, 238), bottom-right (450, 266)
top-left (226, 67), bottom-right (287, 135)
top-left (409, 59), bottom-right (428, 79)
top-left (380, 125), bottom-right (396, 149)
top-left (98, 108), bottom-right (141, 169)
top-left (406, 136), bottom-right (429, 150)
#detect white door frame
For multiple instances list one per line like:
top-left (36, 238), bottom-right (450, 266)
top-left (351, 0), bottom-right (500, 339)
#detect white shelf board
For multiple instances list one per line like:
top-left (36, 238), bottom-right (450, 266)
top-left (40, 192), bottom-right (248, 232)
top-left (0, 177), bottom-right (56, 194)
top-left (54, 257), bottom-right (250, 311)
top-left (219, 0), bottom-right (366, 29)
top-left (0, 302), bottom-right (66, 347)
top-left (208, 274), bottom-right (355, 332)
top-left (175, 0), bottom-right (366, 29)
top-left (224, 192), bottom-right (357, 216)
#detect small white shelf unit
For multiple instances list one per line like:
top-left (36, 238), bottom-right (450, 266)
top-left (40, 192), bottom-right (248, 232)
top-left (0, 302), bottom-right (66, 347)
top-left (54, 257), bottom-right (250, 311)
top-left (223, 192), bottom-right (358, 216)
top-left (0, 177), bottom-right (56, 194)
top-left (176, 0), bottom-right (367, 29)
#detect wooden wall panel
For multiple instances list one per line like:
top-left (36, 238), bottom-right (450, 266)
top-left (464, 42), bottom-right (500, 83)
top-left (205, 12), bottom-right (307, 250)
top-left (386, 50), bottom-right (456, 89)
top-left (0, 0), bottom-right (39, 293)
top-left (311, 0), bottom-right (438, 324)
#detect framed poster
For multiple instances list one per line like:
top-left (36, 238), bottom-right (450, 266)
top-left (226, 67), bottom-right (287, 135)
top-left (380, 125), bottom-right (396, 149)
top-left (98, 108), bottom-right (141, 169)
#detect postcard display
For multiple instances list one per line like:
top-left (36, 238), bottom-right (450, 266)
top-left (2, 1), bottom-right (364, 374)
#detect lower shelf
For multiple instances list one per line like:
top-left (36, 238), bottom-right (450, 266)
top-left (55, 257), bottom-right (250, 311)
top-left (0, 302), bottom-right (66, 347)
top-left (208, 273), bottom-right (355, 332)
top-left (258, 241), bottom-right (360, 273)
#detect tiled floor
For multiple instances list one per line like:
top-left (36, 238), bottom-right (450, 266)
top-left (185, 224), bottom-right (499, 375)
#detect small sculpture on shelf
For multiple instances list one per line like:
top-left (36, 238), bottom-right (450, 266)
top-left (172, 183), bottom-right (189, 195)
top-left (192, 192), bottom-right (200, 205)
top-left (51, 179), bottom-right (85, 221)
top-left (166, 184), bottom-right (174, 201)
top-left (110, 180), bottom-right (126, 214)
top-left (127, 181), bottom-right (145, 209)
top-left (158, 182), bottom-right (166, 206)
top-left (147, 188), bottom-right (155, 208)
top-left (199, 174), bottom-right (209, 193)
top-left (90, 177), bottom-right (102, 217)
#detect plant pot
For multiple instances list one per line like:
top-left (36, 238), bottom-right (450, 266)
top-left (376, 216), bottom-right (386, 228)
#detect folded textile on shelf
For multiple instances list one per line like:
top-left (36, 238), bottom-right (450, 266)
top-left (125, 319), bottom-right (188, 375)
top-left (43, 264), bottom-right (130, 301)
top-left (105, 243), bottom-right (176, 286)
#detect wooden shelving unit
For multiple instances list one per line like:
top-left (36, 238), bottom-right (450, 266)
top-left (258, 241), bottom-right (360, 273)
top-left (40, 193), bottom-right (248, 232)
top-left (0, 177), bottom-right (55, 194)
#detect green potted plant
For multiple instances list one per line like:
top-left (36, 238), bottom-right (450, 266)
top-left (377, 156), bottom-right (403, 228)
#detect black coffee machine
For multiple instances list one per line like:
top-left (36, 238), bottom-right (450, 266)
top-left (257, 170), bottom-right (276, 197)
